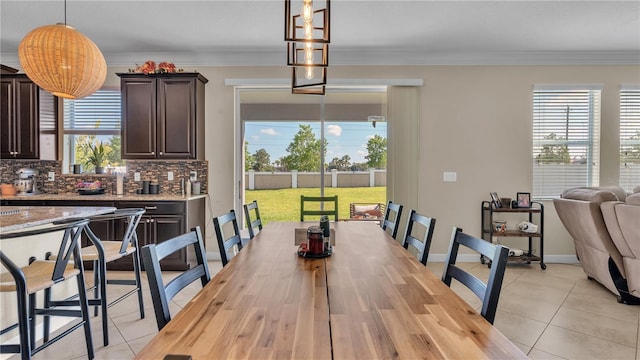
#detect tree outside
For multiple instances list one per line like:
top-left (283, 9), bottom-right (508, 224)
top-left (536, 133), bottom-right (570, 164)
top-left (244, 122), bottom-right (387, 172)
top-left (621, 131), bottom-right (640, 163)
top-left (281, 124), bottom-right (327, 171)
top-left (365, 134), bottom-right (387, 169)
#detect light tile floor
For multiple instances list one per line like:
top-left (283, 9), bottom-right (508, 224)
top-left (4, 261), bottom-right (640, 359)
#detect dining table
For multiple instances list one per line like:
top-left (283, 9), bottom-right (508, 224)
top-left (135, 221), bottom-right (528, 359)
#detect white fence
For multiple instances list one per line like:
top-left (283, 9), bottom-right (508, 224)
top-left (245, 169), bottom-right (387, 190)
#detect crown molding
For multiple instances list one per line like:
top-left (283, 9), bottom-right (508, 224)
top-left (2, 49), bottom-right (638, 68)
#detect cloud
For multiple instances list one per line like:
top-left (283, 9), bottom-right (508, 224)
top-left (260, 128), bottom-right (280, 136)
top-left (366, 134), bottom-right (375, 140)
top-left (250, 135), bottom-right (259, 141)
top-left (327, 125), bottom-right (342, 136)
top-left (357, 150), bottom-right (367, 157)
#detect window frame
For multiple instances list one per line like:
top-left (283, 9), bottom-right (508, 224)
top-left (619, 85), bottom-right (640, 192)
top-left (532, 84), bottom-right (602, 199)
top-left (62, 87), bottom-right (122, 173)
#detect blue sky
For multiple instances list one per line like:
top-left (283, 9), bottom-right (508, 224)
top-left (245, 121), bottom-right (387, 164)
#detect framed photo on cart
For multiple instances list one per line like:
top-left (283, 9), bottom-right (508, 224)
top-left (517, 192), bottom-right (531, 208)
top-left (490, 192), bottom-right (502, 208)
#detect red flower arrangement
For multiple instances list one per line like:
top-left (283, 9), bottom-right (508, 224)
top-left (158, 61), bottom-right (176, 73)
top-left (131, 61), bottom-right (181, 74)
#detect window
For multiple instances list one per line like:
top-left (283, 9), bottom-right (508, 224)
top-left (620, 85), bottom-right (640, 192)
top-left (532, 85), bottom-right (602, 199)
top-left (63, 89), bottom-right (122, 173)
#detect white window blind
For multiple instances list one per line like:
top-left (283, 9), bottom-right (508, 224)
top-left (620, 86), bottom-right (640, 192)
top-left (63, 89), bottom-right (121, 135)
top-left (532, 85), bottom-right (601, 199)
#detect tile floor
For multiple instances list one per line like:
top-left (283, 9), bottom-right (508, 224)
top-left (3, 261), bottom-right (640, 359)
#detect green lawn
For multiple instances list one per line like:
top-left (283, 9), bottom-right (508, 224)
top-left (245, 187), bottom-right (386, 225)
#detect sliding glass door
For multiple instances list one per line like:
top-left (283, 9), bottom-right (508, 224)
top-left (238, 86), bottom-right (387, 225)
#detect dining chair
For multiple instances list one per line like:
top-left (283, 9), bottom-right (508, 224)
top-left (441, 227), bottom-right (509, 324)
top-left (243, 200), bottom-right (263, 240)
top-left (300, 195), bottom-right (339, 221)
top-left (0, 218), bottom-right (94, 360)
top-left (213, 210), bottom-right (243, 266)
top-left (381, 200), bottom-right (403, 239)
top-left (141, 226), bottom-right (210, 331)
top-left (401, 209), bottom-right (436, 266)
top-left (67, 208), bottom-right (146, 346)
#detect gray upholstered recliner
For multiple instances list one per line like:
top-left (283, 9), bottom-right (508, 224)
top-left (553, 187), bottom-right (628, 298)
top-left (601, 192), bottom-right (640, 304)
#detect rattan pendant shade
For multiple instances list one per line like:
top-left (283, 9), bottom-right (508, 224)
top-left (18, 23), bottom-right (107, 99)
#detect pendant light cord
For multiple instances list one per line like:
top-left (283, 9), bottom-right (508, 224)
top-left (64, 0), bottom-right (67, 25)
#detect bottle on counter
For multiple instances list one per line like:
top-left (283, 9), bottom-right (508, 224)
top-left (186, 179), bottom-right (191, 196)
top-left (116, 173), bottom-right (124, 195)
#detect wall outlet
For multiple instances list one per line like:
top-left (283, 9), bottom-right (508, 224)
top-left (47, 172), bottom-right (55, 181)
top-left (134, 172), bottom-right (141, 181)
top-left (189, 171), bottom-right (197, 181)
top-left (168, 171), bottom-right (174, 181)
top-left (443, 172), bottom-right (457, 182)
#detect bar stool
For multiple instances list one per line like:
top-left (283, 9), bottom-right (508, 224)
top-left (0, 218), bottom-right (94, 360)
top-left (46, 208), bottom-right (145, 347)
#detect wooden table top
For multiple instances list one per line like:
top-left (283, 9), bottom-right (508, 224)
top-left (135, 221), bottom-right (527, 360)
top-left (0, 206), bottom-right (116, 234)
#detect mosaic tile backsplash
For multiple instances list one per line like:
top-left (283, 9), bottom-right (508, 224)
top-left (0, 160), bottom-right (208, 195)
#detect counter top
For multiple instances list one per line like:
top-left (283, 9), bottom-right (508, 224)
top-left (0, 193), bottom-right (207, 202)
top-left (0, 206), bottom-right (117, 233)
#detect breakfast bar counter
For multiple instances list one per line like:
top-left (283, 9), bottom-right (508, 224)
top-left (0, 206), bottom-right (116, 233)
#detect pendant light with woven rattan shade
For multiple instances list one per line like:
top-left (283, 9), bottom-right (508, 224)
top-left (18, 1), bottom-right (106, 99)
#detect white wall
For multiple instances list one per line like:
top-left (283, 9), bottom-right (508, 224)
top-left (103, 64), bottom-right (639, 259)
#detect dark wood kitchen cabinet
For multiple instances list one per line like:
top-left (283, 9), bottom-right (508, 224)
top-left (0, 74), bottom-right (57, 159)
top-left (118, 73), bottom-right (208, 160)
top-left (116, 199), bottom-right (205, 271)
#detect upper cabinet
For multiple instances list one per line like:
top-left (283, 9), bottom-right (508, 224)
top-left (1, 74), bottom-right (57, 159)
top-left (117, 73), bottom-right (208, 160)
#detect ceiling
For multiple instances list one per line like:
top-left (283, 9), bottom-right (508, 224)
top-left (1, 0), bottom-right (639, 68)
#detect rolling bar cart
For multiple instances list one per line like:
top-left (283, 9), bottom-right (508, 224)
top-left (480, 200), bottom-right (545, 270)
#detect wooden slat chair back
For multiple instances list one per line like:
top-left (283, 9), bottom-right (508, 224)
top-left (381, 200), bottom-right (403, 239)
top-left (401, 209), bottom-right (437, 266)
top-left (213, 210), bottom-right (243, 266)
top-left (441, 227), bottom-right (509, 324)
top-left (243, 200), bottom-right (263, 240)
top-left (300, 195), bottom-right (339, 221)
top-left (0, 218), bottom-right (94, 359)
top-left (141, 226), bottom-right (210, 331)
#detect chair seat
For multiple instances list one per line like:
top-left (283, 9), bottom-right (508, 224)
top-left (81, 241), bottom-right (136, 262)
top-left (0, 260), bottom-right (78, 293)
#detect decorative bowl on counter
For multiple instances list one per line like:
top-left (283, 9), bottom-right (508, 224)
top-left (78, 188), bottom-right (105, 195)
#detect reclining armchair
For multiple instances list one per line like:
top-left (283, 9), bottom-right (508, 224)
top-left (553, 187), bottom-right (628, 299)
top-left (601, 192), bottom-right (640, 304)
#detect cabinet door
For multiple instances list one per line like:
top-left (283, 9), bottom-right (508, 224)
top-left (157, 77), bottom-right (196, 158)
top-left (13, 78), bottom-right (39, 159)
top-left (0, 78), bottom-right (14, 157)
top-left (151, 215), bottom-right (188, 270)
top-left (121, 77), bottom-right (156, 159)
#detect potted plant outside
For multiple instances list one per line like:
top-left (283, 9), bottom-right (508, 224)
top-left (86, 141), bottom-right (106, 174)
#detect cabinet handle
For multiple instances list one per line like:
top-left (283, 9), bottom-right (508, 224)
top-left (159, 151), bottom-right (163, 155)
top-left (150, 219), bottom-right (155, 223)
top-left (151, 151), bottom-right (155, 155)
top-left (145, 206), bottom-right (157, 210)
